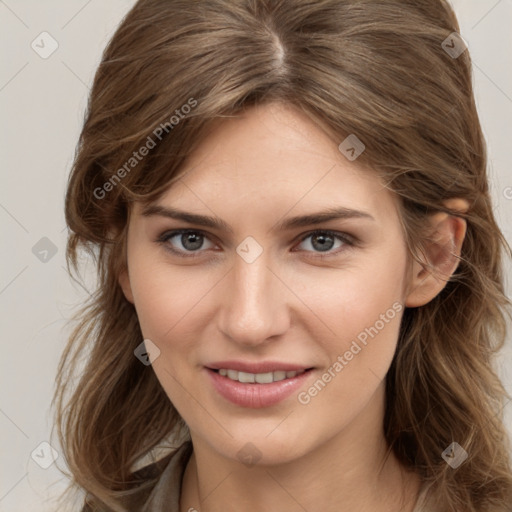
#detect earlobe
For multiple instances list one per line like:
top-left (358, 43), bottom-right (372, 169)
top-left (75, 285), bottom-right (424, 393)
top-left (118, 268), bottom-right (135, 304)
top-left (405, 198), bottom-right (469, 308)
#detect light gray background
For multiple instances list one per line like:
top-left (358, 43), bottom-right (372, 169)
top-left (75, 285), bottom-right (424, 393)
top-left (1, 1), bottom-right (511, 510)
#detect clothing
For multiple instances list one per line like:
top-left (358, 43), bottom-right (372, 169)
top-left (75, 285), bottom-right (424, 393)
top-left (140, 441), bottom-right (193, 511)
top-left (83, 441), bottom-right (433, 511)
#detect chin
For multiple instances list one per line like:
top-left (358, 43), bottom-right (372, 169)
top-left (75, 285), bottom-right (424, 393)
top-left (200, 422), bottom-right (322, 467)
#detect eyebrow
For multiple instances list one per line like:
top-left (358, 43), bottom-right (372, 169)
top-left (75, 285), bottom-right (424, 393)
top-left (141, 205), bottom-right (375, 233)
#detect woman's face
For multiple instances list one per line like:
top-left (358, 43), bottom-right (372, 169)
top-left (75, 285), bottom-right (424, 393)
top-left (121, 102), bottom-right (414, 465)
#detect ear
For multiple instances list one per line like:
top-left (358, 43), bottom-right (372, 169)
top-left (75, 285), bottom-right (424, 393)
top-left (118, 267), bottom-right (134, 304)
top-left (405, 198), bottom-right (469, 308)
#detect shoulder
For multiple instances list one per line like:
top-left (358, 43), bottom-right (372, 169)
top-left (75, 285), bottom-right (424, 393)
top-left (81, 441), bottom-right (193, 512)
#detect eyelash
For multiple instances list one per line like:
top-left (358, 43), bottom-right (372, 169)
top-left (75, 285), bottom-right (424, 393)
top-left (155, 229), bottom-right (356, 259)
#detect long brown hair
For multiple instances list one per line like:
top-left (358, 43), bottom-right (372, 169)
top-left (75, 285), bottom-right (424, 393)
top-left (53, 0), bottom-right (512, 510)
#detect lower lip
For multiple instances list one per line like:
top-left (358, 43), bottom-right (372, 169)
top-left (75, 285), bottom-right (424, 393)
top-left (206, 368), bottom-right (313, 408)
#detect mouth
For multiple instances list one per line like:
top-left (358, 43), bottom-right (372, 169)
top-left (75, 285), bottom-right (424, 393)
top-left (204, 362), bottom-right (315, 408)
top-left (209, 368), bottom-right (312, 384)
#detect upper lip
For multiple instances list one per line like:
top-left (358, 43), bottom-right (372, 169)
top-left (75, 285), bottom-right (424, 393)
top-left (206, 360), bottom-right (313, 374)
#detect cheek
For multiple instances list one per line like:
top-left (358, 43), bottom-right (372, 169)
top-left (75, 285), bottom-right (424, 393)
top-left (128, 255), bottom-right (208, 343)
top-left (129, 262), bottom-right (208, 404)
top-left (294, 250), bottom-right (407, 416)
top-left (297, 248), bottom-right (406, 348)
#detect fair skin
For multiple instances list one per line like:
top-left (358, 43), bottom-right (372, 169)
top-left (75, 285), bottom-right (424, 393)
top-left (119, 102), bottom-right (468, 512)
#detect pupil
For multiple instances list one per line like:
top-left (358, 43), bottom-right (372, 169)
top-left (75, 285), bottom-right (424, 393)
top-left (313, 234), bottom-right (333, 252)
top-left (183, 233), bottom-right (203, 250)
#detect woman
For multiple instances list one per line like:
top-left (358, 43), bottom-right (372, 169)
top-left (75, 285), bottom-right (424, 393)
top-left (53, 0), bottom-right (512, 511)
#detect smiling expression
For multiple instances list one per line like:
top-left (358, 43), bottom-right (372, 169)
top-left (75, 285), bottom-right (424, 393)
top-left (120, 101), bottom-right (413, 464)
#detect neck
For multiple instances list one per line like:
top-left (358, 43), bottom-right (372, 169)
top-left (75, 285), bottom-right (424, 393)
top-left (180, 384), bottom-right (422, 512)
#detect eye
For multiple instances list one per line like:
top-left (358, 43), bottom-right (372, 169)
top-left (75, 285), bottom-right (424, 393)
top-left (294, 230), bottom-right (353, 257)
top-left (156, 229), bottom-right (354, 259)
top-left (156, 229), bottom-right (216, 257)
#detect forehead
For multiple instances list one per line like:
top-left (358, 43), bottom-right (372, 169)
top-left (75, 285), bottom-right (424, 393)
top-left (137, 102), bottom-right (399, 224)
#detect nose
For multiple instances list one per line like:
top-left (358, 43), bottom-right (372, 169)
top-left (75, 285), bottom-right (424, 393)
top-left (217, 250), bottom-right (290, 347)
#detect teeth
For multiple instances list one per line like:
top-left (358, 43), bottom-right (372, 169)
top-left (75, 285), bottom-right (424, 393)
top-left (216, 369), bottom-right (306, 383)
top-left (238, 371), bottom-right (255, 383)
top-left (274, 371), bottom-right (287, 381)
top-left (255, 372), bottom-right (273, 384)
